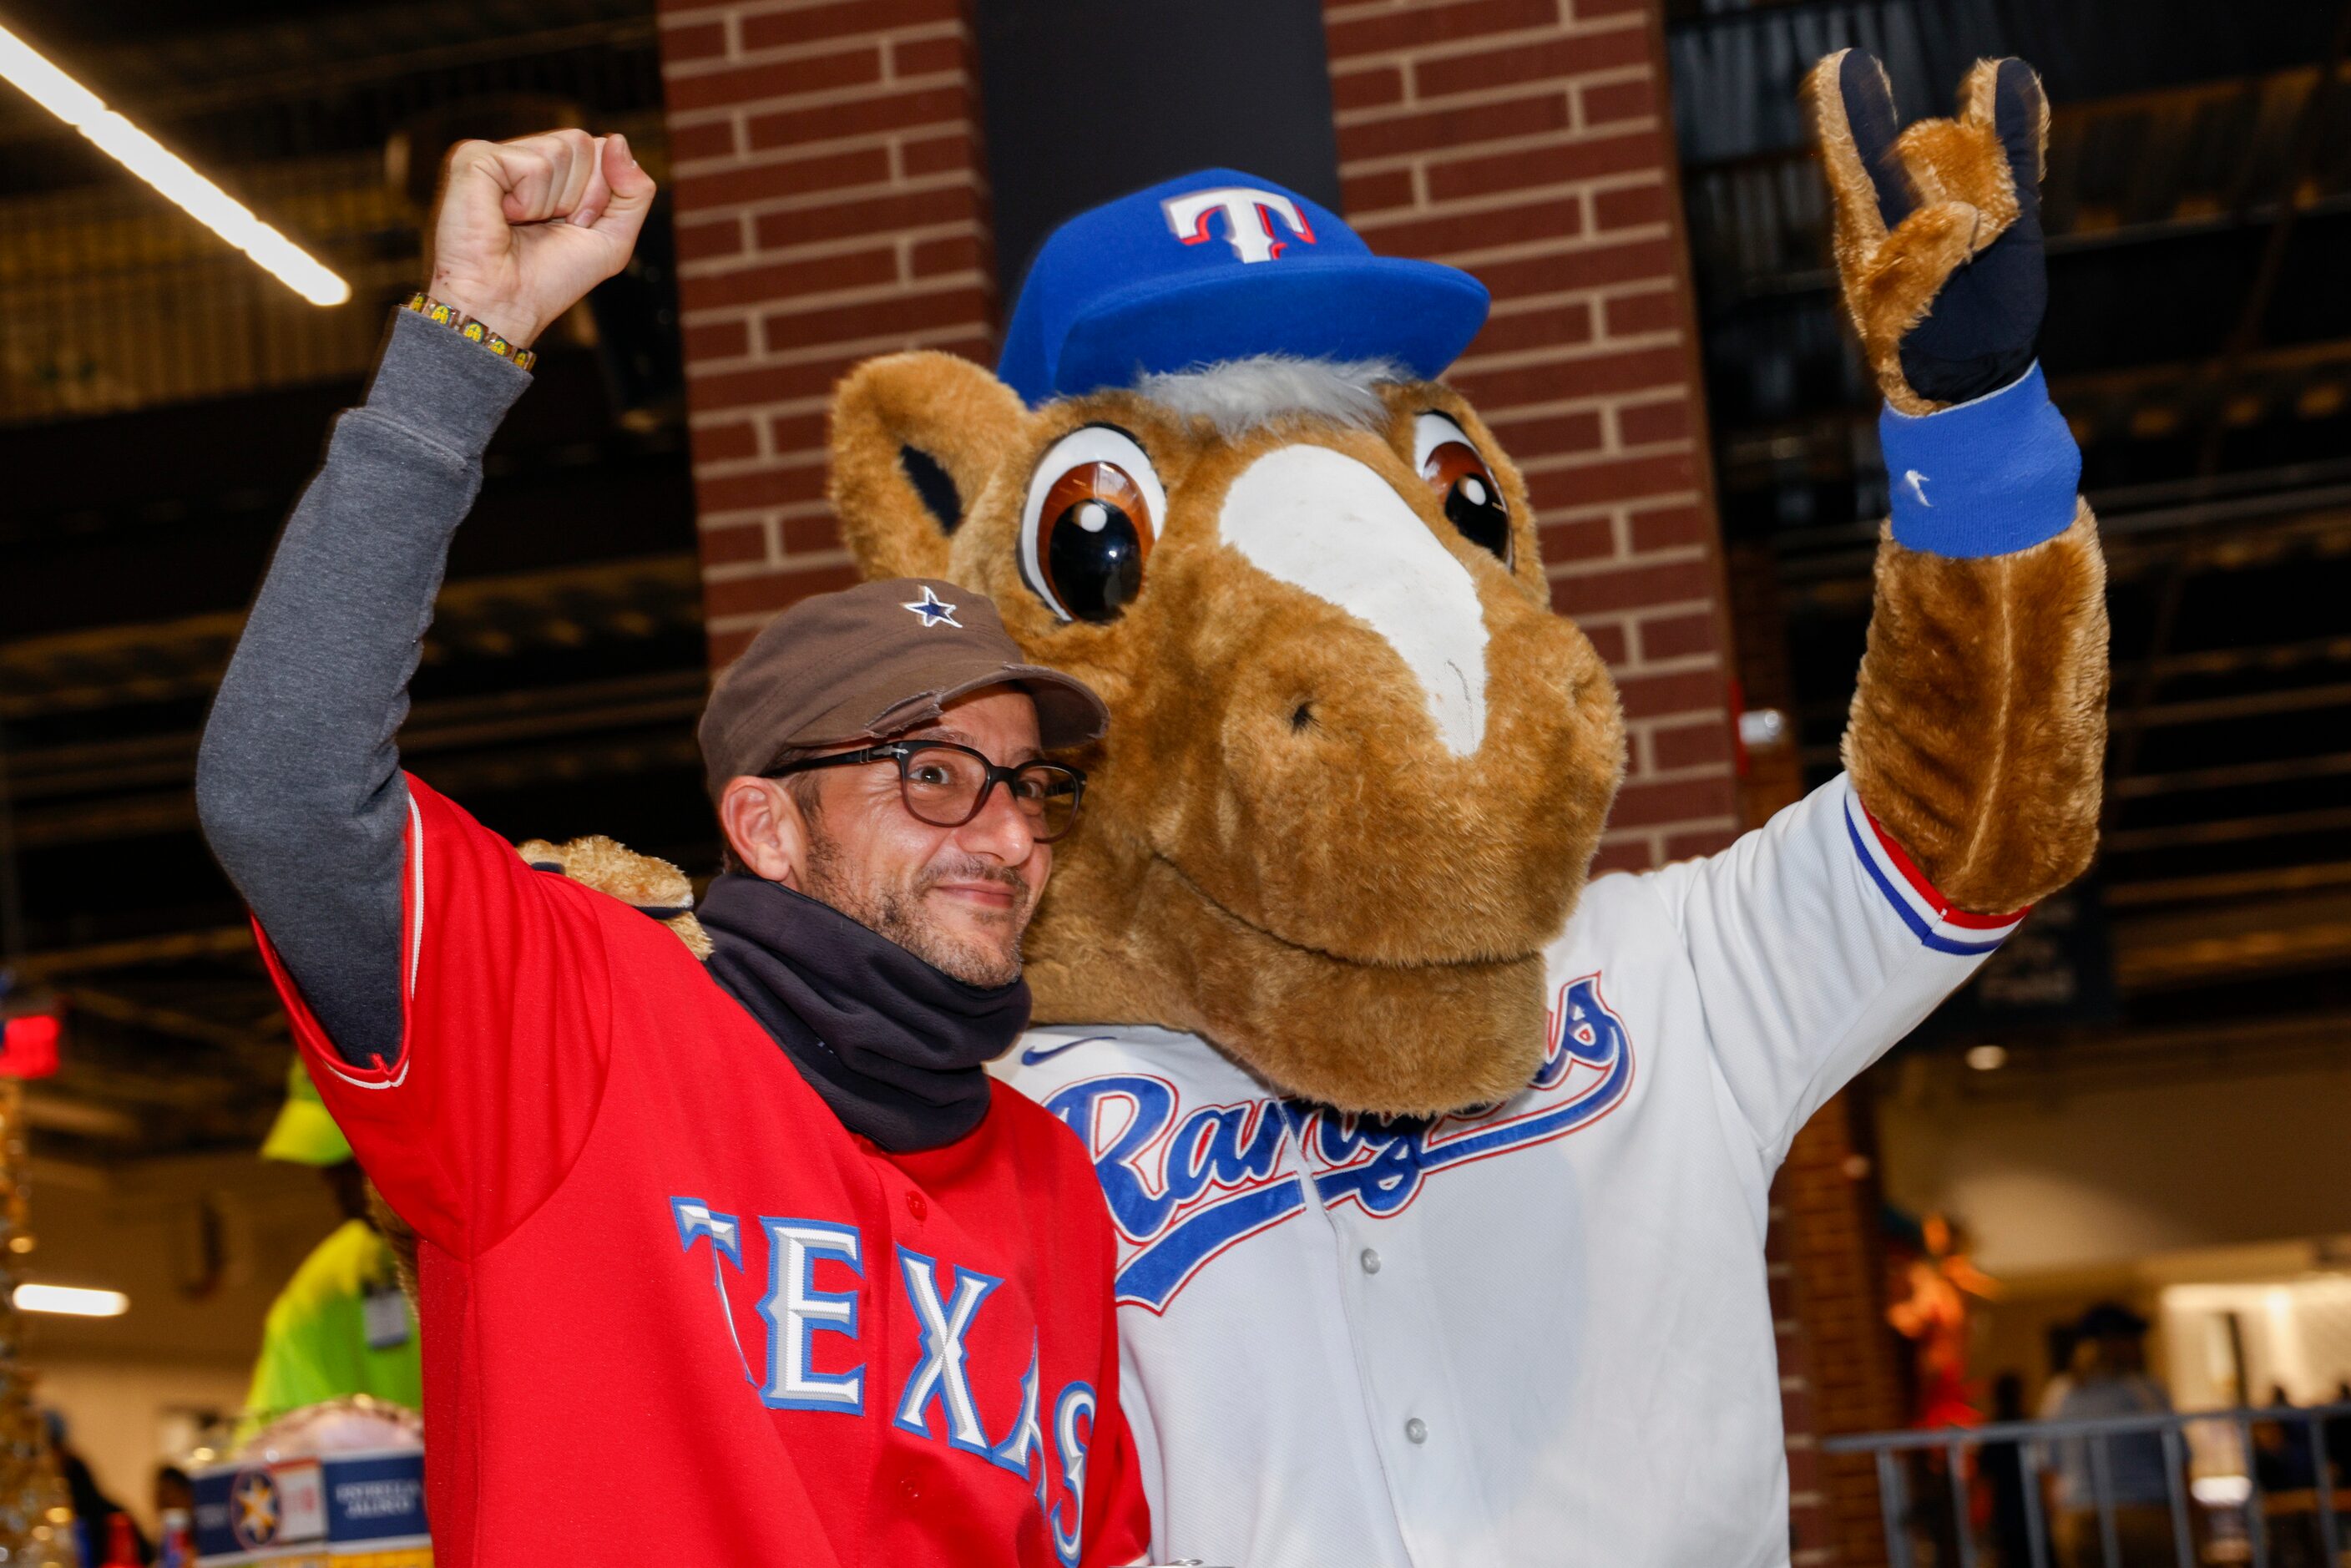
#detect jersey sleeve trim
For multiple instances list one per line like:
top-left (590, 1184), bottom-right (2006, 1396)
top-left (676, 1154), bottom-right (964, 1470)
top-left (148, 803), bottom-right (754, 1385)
top-left (404, 790), bottom-right (422, 1001)
top-left (263, 790), bottom-right (426, 1090)
top-left (1843, 788), bottom-right (2027, 954)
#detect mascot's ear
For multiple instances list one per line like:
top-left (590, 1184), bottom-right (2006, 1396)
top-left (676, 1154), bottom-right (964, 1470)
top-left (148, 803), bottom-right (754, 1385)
top-left (828, 351), bottom-right (1029, 581)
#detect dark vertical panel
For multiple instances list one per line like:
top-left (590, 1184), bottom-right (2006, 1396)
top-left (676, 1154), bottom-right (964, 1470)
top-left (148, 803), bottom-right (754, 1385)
top-left (978, 0), bottom-right (1342, 303)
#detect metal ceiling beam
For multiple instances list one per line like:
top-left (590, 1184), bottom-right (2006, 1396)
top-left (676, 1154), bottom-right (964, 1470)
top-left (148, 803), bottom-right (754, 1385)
top-left (2107, 0), bottom-right (2351, 785)
top-left (2111, 750), bottom-right (2351, 801)
top-left (12, 726), bottom-right (705, 851)
top-left (60, 985), bottom-right (279, 1060)
top-left (20, 1090), bottom-right (139, 1141)
top-left (0, 5), bottom-right (655, 144)
top-left (1949, 1010), bottom-right (2351, 1100)
top-left (2126, 680), bottom-right (2351, 731)
top-left (7, 924), bottom-right (252, 982)
top-left (0, 552), bottom-right (700, 720)
top-left (8, 666), bottom-right (706, 802)
top-left (1722, 338), bottom-right (2351, 476)
top-left (2105, 859), bottom-right (2351, 909)
top-left (1792, 675), bottom-right (2351, 742)
top-left (2114, 891), bottom-right (2351, 991)
top-left (2122, 635), bottom-right (2351, 685)
top-left (1773, 478), bottom-right (2351, 590)
top-left (2103, 803), bottom-right (2351, 854)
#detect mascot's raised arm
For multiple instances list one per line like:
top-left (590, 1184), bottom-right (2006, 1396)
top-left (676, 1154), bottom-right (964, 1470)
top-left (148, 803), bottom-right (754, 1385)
top-left (557, 48), bottom-right (2103, 1568)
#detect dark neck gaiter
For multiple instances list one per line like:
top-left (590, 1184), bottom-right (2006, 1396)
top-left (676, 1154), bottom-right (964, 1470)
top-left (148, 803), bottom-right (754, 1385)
top-left (695, 873), bottom-right (1030, 1152)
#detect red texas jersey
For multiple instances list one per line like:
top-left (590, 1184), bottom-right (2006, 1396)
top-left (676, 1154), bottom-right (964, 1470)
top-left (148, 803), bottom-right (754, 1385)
top-left (256, 776), bottom-right (1149, 1568)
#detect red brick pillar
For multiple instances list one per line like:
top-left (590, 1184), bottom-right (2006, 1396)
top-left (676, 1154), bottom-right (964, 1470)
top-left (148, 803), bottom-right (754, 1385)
top-left (1321, 0), bottom-right (1740, 873)
top-left (657, 0), bottom-right (997, 665)
top-left (1775, 1094), bottom-right (1905, 1568)
top-left (1731, 542), bottom-right (1909, 1566)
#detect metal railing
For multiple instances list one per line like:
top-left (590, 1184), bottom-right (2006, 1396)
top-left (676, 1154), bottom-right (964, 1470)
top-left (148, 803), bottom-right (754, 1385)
top-left (1825, 1399), bottom-right (2351, 1568)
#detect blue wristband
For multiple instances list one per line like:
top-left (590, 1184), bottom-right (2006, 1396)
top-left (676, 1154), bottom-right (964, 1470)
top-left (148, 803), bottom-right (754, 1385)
top-left (1878, 362), bottom-right (2081, 559)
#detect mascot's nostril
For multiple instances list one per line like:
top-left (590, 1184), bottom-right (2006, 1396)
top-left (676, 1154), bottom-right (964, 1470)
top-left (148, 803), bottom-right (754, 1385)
top-left (1291, 702), bottom-right (1314, 733)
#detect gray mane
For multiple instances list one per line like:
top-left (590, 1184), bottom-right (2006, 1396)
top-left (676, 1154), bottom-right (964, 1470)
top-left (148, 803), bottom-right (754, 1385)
top-left (1135, 355), bottom-right (1406, 438)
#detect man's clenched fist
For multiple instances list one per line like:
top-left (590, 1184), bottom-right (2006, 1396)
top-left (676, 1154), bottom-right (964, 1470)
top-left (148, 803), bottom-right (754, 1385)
top-left (427, 129), bottom-right (656, 350)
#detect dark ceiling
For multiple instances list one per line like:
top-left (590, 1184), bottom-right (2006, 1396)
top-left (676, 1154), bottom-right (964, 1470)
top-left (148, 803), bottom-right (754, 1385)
top-left (0, 0), bottom-right (701, 1162)
top-left (1671, 0), bottom-right (2351, 1090)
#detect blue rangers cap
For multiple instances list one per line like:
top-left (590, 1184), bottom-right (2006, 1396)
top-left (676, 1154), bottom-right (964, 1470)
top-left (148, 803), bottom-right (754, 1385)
top-left (997, 168), bottom-right (1492, 407)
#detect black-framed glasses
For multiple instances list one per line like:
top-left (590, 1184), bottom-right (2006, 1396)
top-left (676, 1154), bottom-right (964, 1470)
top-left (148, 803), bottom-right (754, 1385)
top-left (770, 741), bottom-right (1087, 842)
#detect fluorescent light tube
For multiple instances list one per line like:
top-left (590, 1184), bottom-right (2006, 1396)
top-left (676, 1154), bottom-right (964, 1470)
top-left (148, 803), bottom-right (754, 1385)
top-left (14, 1283), bottom-right (130, 1317)
top-left (0, 20), bottom-right (350, 306)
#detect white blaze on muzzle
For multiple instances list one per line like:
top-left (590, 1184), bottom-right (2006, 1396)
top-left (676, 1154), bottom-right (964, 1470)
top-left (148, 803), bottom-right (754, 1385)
top-left (1217, 444), bottom-right (1490, 756)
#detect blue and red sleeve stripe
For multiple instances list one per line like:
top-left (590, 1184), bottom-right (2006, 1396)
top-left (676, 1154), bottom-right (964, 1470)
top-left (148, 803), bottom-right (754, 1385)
top-left (1842, 787), bottom-right (2027, 956)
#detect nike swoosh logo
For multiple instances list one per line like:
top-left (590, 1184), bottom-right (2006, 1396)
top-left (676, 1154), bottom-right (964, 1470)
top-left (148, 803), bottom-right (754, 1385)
top-left (1019, 1036), bottom-right (1110, 1066)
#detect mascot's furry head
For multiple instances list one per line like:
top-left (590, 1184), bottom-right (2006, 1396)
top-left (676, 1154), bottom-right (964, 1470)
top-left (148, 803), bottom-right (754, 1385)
top-left (822, 170), bottom-right (1625, 1117)
top-left (554, 77), bottom-right (2101, 1121)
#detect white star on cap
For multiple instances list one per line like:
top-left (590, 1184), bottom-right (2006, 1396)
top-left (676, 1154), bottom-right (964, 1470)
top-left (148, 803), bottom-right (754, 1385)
top-left (904, 585), bottom-right (962, 628)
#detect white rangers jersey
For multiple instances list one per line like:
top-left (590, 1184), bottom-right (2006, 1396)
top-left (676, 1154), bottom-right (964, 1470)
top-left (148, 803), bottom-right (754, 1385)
top-left (1006, 775), bottom-right (2023, 1568)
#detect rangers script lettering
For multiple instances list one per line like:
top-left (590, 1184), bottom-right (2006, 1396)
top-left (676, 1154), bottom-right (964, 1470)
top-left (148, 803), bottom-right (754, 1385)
top-left (1039, 976), bottom-right (1633, 1312)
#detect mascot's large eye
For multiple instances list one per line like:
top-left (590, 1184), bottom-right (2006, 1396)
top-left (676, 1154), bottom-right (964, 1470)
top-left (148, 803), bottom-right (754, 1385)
top-left (1412, 411), bottom-right (1511, 565)
top-left (1019, 424), bottom-right (1165, 623)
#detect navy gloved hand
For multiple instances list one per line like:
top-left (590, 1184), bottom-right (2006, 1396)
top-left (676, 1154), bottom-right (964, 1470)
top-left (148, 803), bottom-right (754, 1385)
top-left (1807, 50), bottom-right (2050, 411)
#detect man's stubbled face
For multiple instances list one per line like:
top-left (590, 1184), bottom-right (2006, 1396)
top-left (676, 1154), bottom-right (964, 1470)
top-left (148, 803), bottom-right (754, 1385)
top-left (796, 686), bottom-right (1052, 989)
top-left (801, 820), bottom-right (1035, 986)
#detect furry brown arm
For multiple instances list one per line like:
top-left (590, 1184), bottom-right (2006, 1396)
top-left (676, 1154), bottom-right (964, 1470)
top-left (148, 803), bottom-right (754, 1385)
top-left (1843, 507), bottom-right (2107, 913)
top-left (1809, 49), bottom-right (2106, 913)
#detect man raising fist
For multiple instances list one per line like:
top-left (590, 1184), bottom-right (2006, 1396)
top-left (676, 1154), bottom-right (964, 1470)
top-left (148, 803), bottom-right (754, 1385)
top-left (427, 130), bottom-right (654, 349)
top-left (197, 134), bottom-right (1149, 1566)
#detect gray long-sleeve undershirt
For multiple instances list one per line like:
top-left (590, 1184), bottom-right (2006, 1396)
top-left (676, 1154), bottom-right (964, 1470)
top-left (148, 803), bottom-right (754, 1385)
top-left (195, 311), bottom-right (532, 1067)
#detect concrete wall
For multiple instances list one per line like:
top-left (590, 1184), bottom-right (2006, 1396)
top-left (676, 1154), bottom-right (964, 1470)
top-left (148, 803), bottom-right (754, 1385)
top-left (1880, 1060), bottom-right (2351, 1278)
top-left (26, 1152), bottom-right (342, 1534)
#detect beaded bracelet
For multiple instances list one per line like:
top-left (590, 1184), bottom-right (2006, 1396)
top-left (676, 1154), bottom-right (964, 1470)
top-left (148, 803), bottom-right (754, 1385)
top-left (402, 292), bottom-right (537, 372)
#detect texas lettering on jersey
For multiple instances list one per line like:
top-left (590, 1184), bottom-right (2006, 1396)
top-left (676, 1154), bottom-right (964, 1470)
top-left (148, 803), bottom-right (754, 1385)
top-left (665, 1199), bottom-right (1100, 1565)
top-left (1036, 974), bottom-right (1633, 1313)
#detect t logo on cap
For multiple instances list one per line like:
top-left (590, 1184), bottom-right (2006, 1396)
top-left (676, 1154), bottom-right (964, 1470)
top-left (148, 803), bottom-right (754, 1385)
top-left (1162, 186), bottom-right (1317, 265)
top-left (994, 167), bottom-right (1488, 406)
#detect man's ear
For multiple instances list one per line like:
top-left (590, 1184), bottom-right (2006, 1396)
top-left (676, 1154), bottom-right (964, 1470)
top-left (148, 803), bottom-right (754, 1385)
top-left (827, 351), bottom-right (1029, 581)
top-left (716, 775), bottom-right (811, 888)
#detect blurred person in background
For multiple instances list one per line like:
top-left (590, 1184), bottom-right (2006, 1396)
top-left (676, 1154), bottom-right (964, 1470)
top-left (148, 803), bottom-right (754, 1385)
top-left (2328, 1381), bottom-right (2351, 1487)
top-left (1985, 1372), bottom-right (2046, 1566)
top-left (2038, 1321), bottom-right (2081, 1422)
top-left (2251, 1385), bottom-right (2318, 1494)
top-left (149, 1464), bottom-right (191, 1520)
top-left (47, 1409), bottom-right (150, 1565)
top-left (151, 1466), bottom-right (195, 1568)
top-left (2027, 1319), bottom-right (2085, 1505)
top-left (245, 1058), bottom-right (421, 1419)
top-left (2047, 1303), bottom-right (2179, 1567)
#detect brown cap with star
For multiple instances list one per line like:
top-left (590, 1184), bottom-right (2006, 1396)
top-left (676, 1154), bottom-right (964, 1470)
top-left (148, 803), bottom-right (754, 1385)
top-left (697, 578), bottom-right (1110, 797)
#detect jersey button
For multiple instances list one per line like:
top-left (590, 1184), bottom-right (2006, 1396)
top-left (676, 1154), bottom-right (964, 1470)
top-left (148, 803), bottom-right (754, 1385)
top-left (1405, 1417), bottom-right (1428, 1445)
top-left (906, 1191), bottom-right (928, 1222)
top-left (899, 1475), bottom-right (921, 1501)
top-left (1359, 1247), bottom-right (1381, 1275)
